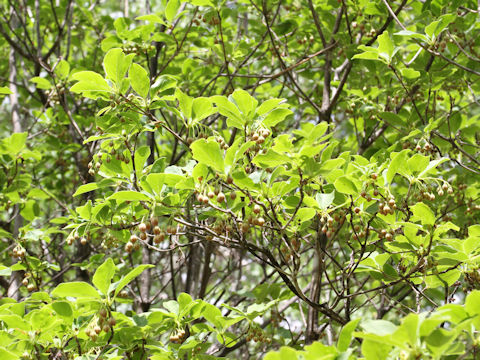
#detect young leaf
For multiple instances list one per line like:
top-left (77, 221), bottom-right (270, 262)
top-left (256, 98), bottom-right (284, 115)
top-left (0, 86), bottom-right (12, 95)
top-left (394, 30), bottom-right (427, 41)
top-left (70, 71), bottom-right (111, 95)
top-left (145, 173), bottom-right (165, 195)
top-left (165, 0), bottom-right (180, 22)
top-left (52, 282), bottom-right (101, 299)
top-left (93, 258), bottom-right (116, 296)
top-left (387, 150), bottom-right (409, 183)
top-left (231, 89), bottom-right (258, 118)
top-left (401, 68), bottom-right (420, 79)
top-left (262, 108), bottom-right (293, 128)
top-left (55, 60), bottom-right (70, 80)
top-left (316, 191), bottom-right (335, 210)
top-left (103, 48), bottom-right (134, 86)
top-left (30, 77), bottom-right (52, 90)
top-left (465, 290), bottom-right (480, 316)
top-left (360, 319), bottom-right (397, 336)
top-left (51, 301), bottom-right (73, 318)
top-left (418, 158), bottom-right (448, 178)
top-left (190, 139), bottom-right (224, 173)
top-left (0, 132), bottom-right (27, 155)
top-left (295, 208), bottom-right (316, 222)
top-left (73, 183), bottom-right (99, 197)
top-left (361, 338), bottom-right (392, 360)
top-left (136, 14), bottom-right (167, 25)
top-left (252, 149), bottom-right (288, 168)
top-left (108, 191), bottom-right (151, 202)
top-left (176, 88), bottom-right (193, 120)
top-left (334, 176), bottom-right (358, 195)
top-left (377, 32), bottom-right (394, 61)
top-left (113, 264), bottom-right (154, 298)
top-left (352, 51), bottom-right (379, 60)
top-left (192, 97), bottom-right (214, 122)
top-left (210, 95), bottom-right (244, 129)
top-left (134, 146), bottom-right (151, 180)
top-left (337, 318), bottom-right (361, 352)
top-left (407, 154), bottom-right (429, 174)
top-left (129, 63), bottom-right (150, 98)
top-left (411, 202), bottom-right (435, 226)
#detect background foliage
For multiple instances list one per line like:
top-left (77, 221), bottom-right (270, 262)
top-left (0, 0), bottom-right (480, 359)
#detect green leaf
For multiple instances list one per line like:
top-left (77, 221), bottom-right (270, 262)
top-left (272, 134), bottom-right (294, 153)
top-left (55, 59), bottom-right (70, 79)
top-left (30, 77), bottom-right (52, 89)
top-left (425, 269), bottom-right (461, 288)
top-left (411, 202), bottom-right (435, 226)
top-left (256, 98), bottom-right (284, 115)
top-left (252, 149), bottom-right (288, 168)
top-left (163, 300), bottom-right (179, 315)
top-left (178, 292), bottom-right (193, 309)
top-left (136, 14), bottom-right (167, 25)
top-left (469, 225), bottom-right (480, 237)
top-left (52, 282), bottom-right (101, 299)
top-left (352, 51), bottom-right (379, 60)
top-left (338, 318), bottom-right (361, 352)
top-left (190, 0), bottom-right (213, 5)
top-left (231, 89), bottom-right (257, 118)
top-left (76, 200), bottom-right (92, 220)
top-left (165, 0), bottom-right (180, 22)
top-left (0, 348), bottom-right (20, 360)
top-left (113, 264), bottom-right (154, 298)
top-left (192, 97), bottom-right (214, 122)
top-left (295, 208), bottom-right (316, 222)
top-left (361, 339), bottom-right (392, 360)
top-left (378, 112), bottom-right (405, 127)
top-left (401, 68), bottom-right (420, 79)
top-left (361, 319), bottom-right (397, 336)
top-left (425, 21), bottom-right (440, 39)
top-left (129, 63), bottom-right (150, 98)
top-left (52, 301), bottom-right (73, 318)
top-left (176, 88), bottom-right (193, 120)
top-left (134, 146), bottom-right (151, 180)
top-left (190, 139), bottom-right (224, 173)
top-left (103, 48), bottom-right (134, 86)
top-left (394, 30), bottom-right (427, 41)
top-left (315, 191), bottom-right (335, 210)
top-left (70, 71), bottom-right (111, 95)
top-left (73, 183), bottom-right (99, 197)
top-left (398, 313), bottom-right (420, 346)
top-left (387, 150), bottom-right (409, 183)
top-left (264, 346), bottom-right (300, 360)
top-left (0, 86), bottom-right (12, 95)
top-left (145, 173), bottom-right (165, 195)
top-left (418, 158), bottom-right (448, 178)
top-left (151, 75), bottom-right (177, 95)
top-left (0, 314), bottom-right (30, 330)
top-left (93, 258), bottom-right (116, 296)
top-left (424, 16), bottom-right (454, 40)
top-left (108, 191), bottom-right (151, 202)
top-left (262, 108), bottom-right (293, 128)
top-left (465, 290), bottom-right (480, 316)
top-left (377, 32), bottom-right (394, 61)
top-left (210, 95), bottom-right (244, 129)
top-left (1, 132), bottom-right (27, 155)
top-left (202, 303), bottom-right (224, 328)
top-left (0, 265), bottom-right (12, 276)
top-left (304, 342), bottom-right (338, 359)
top-left (224, 139), bottom-right (252, 172)
top-left (407, 154), bottom-right (429, 174)
top-left (334, 176), bottom-right (358, 195)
